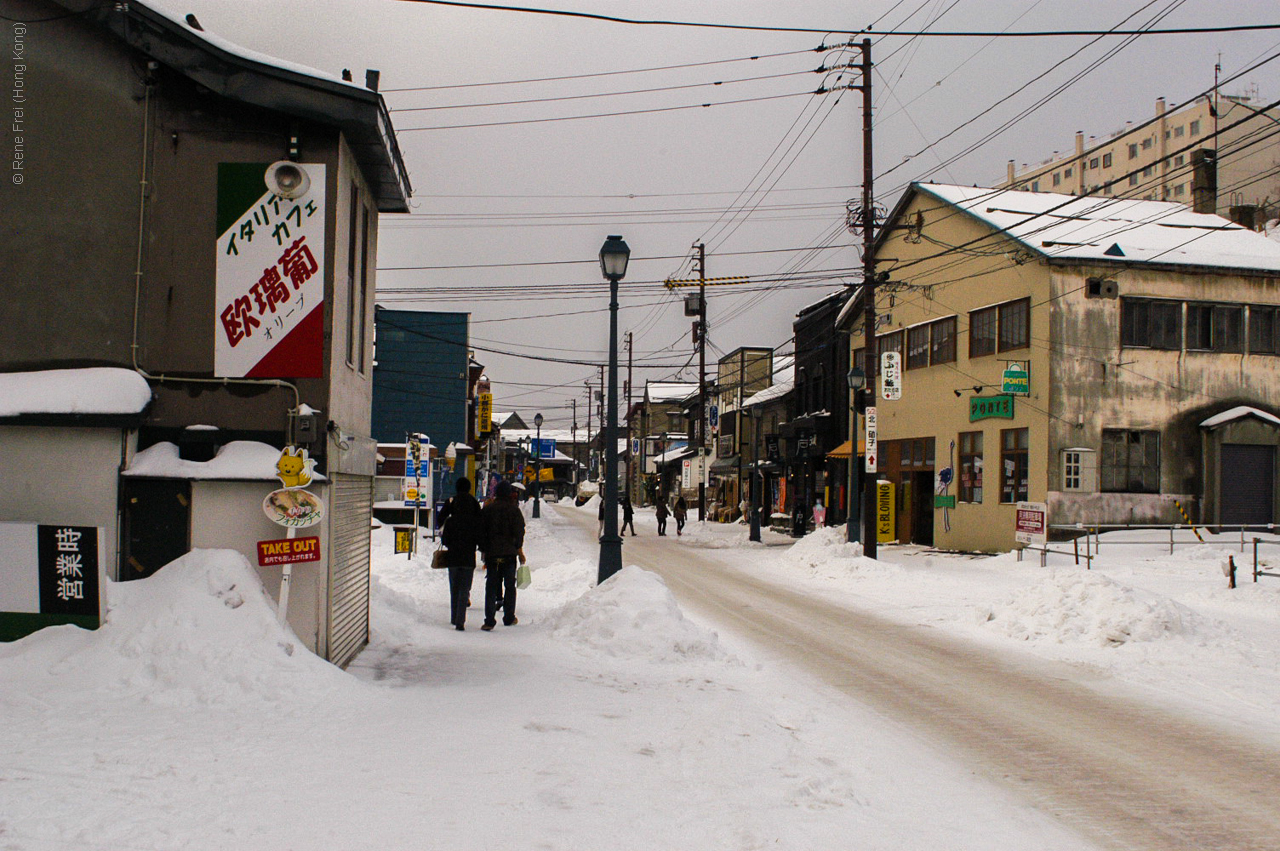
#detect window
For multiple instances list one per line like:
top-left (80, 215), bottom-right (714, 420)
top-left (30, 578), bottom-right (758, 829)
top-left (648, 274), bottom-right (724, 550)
top-left (1128, 173), bottom-right (1140, 187)
top-left (1052, 172), bottom-right (1062, 187)
top-left (1064, 167), bottom-right (1073, 178)
top-left (1061, 449), bottom-right (1097, 492)
top-left (345, 183), bottom-right (363, 368)
top-left (1031, 180), bottom-right (1040, 192)
top-left (1101, 429), bottom-right (1160, 493)
top-left (1249, 306), bottom-right (1280, 354)
top-left (959, 431), bottom-right (983, 503)
top-left (1186, 303), bottom-right (1243, 353)
top-left (1000, 428), bottom-right (1029, 503)
top-left (1142, 137), bottom-right (1153, 150)
top-left (1102, 152), bottom-right (1113, 168)
top-left (878, 330), bottom-right (903, 359)
top-left (1174, 154), bottom-right (1185, 167)
top-left (998, 299), bottom-right (1030, 353)
top-left (1089, 157), bottom-right (1100, 170)
top-left (1189, 119), bottom-right (1201, 136)
top-left (1174, 125), bottom-right (1184, 137)
top-left (969, 305), bottom-right (997, 358)
top-left (907, 324), bottom-right (930, 369)
top-left (1142, 166), bottom-right (1153, 178)
top-left (930, 317), bottom-right (957, 365)
top-left (1121, 298), bottom-right (1181, 349)
top-left (1174, 184), bottom-right (1185, 196)
top-left (1128, 143), bottom-right (1139, 159)
top-left (1063, 450), bottom-right (1082, 490)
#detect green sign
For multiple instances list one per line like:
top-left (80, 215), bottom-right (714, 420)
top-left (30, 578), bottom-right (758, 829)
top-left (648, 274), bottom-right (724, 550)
top-left (1002, 362), bottom-right (1030, 395)
top-left (970, 394), bottom-right (1015, 421)
top-left (934, 495), bottom-right (956, 509)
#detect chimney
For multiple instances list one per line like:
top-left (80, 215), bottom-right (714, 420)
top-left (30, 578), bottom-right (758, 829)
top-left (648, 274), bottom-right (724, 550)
top-left (365, 69), bottom-right (381, 92)
top-left (1007, 160), bottom-right (1016, 185)
top-left (1191, 149), bottom-right (1217, 215)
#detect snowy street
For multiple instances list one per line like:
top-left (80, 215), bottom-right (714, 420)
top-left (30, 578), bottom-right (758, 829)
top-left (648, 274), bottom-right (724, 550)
top-left (3, 497), bottom-right (1280, 850)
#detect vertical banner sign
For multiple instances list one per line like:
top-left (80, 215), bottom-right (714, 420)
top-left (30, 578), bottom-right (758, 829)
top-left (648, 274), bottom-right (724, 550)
top-left (881, 351), bottom-right (902, 401)
top-left (876, 481), bottom-right (895, 543)
top-left (215, 163), bottom-right (326, 379)
top-left (477, 393), bottom-right (493, 435)
top-left (37, 525), bottom-right (100, 620)
top-left (865, 407), bottom-right (878, 472)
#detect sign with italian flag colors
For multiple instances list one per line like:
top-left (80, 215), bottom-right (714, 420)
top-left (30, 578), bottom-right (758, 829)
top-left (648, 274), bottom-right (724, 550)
top-left (215, 163), bottom-right (326, 378)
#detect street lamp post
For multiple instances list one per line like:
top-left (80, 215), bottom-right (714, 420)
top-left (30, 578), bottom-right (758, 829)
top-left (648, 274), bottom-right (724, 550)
top-left (532, 412), bottom-right (544, 518)
top-left (845, 367), bottom-right (865, 544)
top-left (749, 405), bottom-right (763, 542)
top-left (597, 235), bottom-right (630, 584)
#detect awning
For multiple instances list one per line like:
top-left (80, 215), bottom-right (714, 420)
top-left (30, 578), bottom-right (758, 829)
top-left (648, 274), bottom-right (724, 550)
top-left (709, 454), bottom-right (741, 473)
top-left (826, 439), bottom-right (864, 459)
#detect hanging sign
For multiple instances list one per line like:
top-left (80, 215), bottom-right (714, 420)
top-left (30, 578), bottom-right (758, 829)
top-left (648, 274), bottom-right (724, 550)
top-left (1002, 362), bottom-right (1030, 396)
top-left (969, 394), bottom-right (1015, 421)
top-left (215, 163), bottom-right (326, 379)
top-left (865, 407), bottom-right (878, 472)
top-left (477, 393), bottom-right (493, 435)
top-left (880, 351), bottom-right (902, 401)
top-left (262, 489), bottom-right (325, 528)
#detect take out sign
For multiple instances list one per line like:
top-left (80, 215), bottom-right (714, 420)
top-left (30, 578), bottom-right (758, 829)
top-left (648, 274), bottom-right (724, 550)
top-left (257, 536), bottom-right (320, 566)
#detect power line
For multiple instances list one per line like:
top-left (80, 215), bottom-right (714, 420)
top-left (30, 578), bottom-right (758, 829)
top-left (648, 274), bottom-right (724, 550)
top-left (375, 243), bottom-right (852, 272)
top-left (391, 1), bottom-right (1280, 37)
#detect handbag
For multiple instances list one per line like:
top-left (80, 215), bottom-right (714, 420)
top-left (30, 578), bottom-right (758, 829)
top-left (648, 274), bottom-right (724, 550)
top-left (516, 561), bottom-right (531, 589)
top-left (431, 547), bottom-right (447, 569)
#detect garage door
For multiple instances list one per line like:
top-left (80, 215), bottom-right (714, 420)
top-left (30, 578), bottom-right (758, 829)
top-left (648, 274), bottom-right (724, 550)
top-left (328, 473), bottom-right (372, 668)
top-left (1220, 444), bottom-right (1275, 526)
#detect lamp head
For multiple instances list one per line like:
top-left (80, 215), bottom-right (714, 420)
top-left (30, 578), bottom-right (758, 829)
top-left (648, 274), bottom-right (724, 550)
top-left (846, 367), bottom-right (866, 391)
top-left (534, 412), bottom-right (544, 428)
top-left (599, 235), bottom-right (630, 281)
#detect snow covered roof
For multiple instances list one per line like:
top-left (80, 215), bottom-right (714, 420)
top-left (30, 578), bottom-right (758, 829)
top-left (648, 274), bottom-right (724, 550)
top-left (652, 444), bottom-right (694, 464)
top-left (646, 382), bottom-right (699, 404)
top-left (743, 356), bottom-right (796, 408)
top-left (89, 1), bottom-right (410, 211)
top-left (1199, 406), bottom-right (1280, 429)
top-left (123, 441), bottom-right (327, 482)
top-left (914, 184), bottom-right (1280, 273)
top-left (502, 428), bottom-right (582, 443)
top-left (0, 368), bottom-right (151, 417)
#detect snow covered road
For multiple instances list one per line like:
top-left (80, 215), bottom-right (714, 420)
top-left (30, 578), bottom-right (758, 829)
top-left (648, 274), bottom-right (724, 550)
top-left (577, 508), bottom-right (1280, 851)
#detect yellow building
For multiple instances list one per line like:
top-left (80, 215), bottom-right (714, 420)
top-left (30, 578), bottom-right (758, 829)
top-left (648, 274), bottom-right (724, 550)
top-left (1002, 95), bottom-right (1279, 226)
top-left (858, 183), bottom-right (1280, 553)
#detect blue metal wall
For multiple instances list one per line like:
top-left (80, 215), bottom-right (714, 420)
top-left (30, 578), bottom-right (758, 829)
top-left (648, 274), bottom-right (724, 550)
top-left (371, 308), bottom-right (469, 448)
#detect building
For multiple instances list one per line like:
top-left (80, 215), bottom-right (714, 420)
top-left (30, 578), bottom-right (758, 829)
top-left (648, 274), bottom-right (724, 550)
top-left (1003, 94), bottom-right (1280, 226)
top-left (741, 356), bottom-right (794, 530)
top-left (861, 182), bottom-right (1280, 552)
top-left (710, 348), bottom-right (774, 520)
top-left (634, 381), bottom-right (697, 505)
top-left (0, 1), bottom-right (409, 665)
top-left (372, 309), bottom-right (470, 450)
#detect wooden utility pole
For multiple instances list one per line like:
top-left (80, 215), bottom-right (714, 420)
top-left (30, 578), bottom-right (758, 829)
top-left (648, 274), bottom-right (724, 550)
top-left (697, 241), bottom-right (707, 522)
top-left (625, 331), bottom-right (633, 500)
top-left (584, 380), bottom-right (592, 482)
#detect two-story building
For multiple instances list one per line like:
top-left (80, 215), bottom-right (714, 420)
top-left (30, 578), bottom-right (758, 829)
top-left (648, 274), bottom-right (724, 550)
top-left (861, 182), bottom-right (1280, 552)
top-left (0, 1), bottom-right (410, 665)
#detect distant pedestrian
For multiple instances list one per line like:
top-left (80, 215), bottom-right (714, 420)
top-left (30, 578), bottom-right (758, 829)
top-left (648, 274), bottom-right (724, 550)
top-left (597, 496), bottom-right (606, 538)
top-left (438, 477), bottom-right (482, 631)
top-left (812, 499), bottom-right (826, 528)
top-left (480, 480), bottom-right (526, 631)
top-left (673, 495), bottom-right (688, 536)
top-left (621, 494), bottom-right (637, 536)
top-left (655, 498), bottom-right (669, 536)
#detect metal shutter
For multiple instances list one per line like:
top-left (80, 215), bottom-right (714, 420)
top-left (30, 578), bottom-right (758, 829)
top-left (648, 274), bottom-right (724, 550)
top-left (1221, 444), bottom-right (1275, 526)
top-left (328, 473), bottom-right (372, 668)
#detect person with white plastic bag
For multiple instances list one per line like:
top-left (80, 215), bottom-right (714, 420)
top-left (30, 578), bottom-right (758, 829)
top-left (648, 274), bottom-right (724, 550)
top-left (479, 480), bottom-right (526, 631)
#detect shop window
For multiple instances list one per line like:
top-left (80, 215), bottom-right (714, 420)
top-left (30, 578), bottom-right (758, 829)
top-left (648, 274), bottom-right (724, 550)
top-left (1101, 429), bottom-right (1160, 493)
top-left (1061, 448), bottom-right (1097, 492)
top-left (1121, 298), bottom-right (1181, 350)
top-left (959, 431), bottom-right (983, 503)
top-left (1000, 428), bottom-right (1029, 503)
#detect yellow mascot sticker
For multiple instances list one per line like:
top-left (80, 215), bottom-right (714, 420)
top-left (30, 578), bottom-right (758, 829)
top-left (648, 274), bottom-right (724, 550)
top-left (275, 445), bottom-right (315, 489)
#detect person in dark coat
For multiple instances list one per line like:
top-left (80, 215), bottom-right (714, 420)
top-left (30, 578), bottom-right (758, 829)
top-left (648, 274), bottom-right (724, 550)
top-left (673, 495), bottom-right (688, 536)
top-left (480, 480), bottom-right (526, 631)
top-left (655, 497), bottom-right (669, 536)
top-left (620, 494), bottom-right (637, 536)
top-left (438, 477), bottom-right (482, 630)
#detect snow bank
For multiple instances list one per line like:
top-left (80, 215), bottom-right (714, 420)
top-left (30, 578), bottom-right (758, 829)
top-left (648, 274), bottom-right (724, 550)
top-left (0, 367), bottom-right (151, 416)
top-left (545, 565), bottom-right (731, 663)
top-left (0, 549), bottom-right (350, 707)
top-left (677, 520), bottom-right (748, 548)
top-left (780, 526), bottom-right (896, 580)
top-left (976, 569), bottom-right (1205, 647)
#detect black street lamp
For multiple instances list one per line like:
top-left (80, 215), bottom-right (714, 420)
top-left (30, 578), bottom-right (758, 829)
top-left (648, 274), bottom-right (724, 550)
top-left (749, 405), bottom-right (763, 542)
top-left (598, 235), bottom-right (630, 584)
top-left (532, 412), bottom-right (544, 518)
top-left (846, 366), bottom-right (865, 544)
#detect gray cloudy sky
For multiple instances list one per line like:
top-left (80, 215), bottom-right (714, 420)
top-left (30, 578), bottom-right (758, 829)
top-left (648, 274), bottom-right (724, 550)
top-left (158, 0), bottom-right (1279, 429)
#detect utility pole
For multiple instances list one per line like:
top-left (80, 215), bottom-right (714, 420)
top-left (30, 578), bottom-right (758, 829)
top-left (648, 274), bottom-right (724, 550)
top-left (696, 241), bottom-right (707, 522)
top-left (571, 398), bottom-right (578, 485)
top-left (857, 37), bottom-right (879, 561)
top-left (625, 331), bottom-right (633, 501)
top-left (584, 380), bottom-right (592, 483)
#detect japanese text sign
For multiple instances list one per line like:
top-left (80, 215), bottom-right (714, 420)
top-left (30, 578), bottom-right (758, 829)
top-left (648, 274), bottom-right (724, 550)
top-left (215, 163), bottom-right (326, 379)
top-left (0, 522), bottom-right (102, 641)
top-left (257, 536), bottom-right (321, 566)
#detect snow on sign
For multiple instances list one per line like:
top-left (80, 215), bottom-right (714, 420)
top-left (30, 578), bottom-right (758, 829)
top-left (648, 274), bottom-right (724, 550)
top-left (215, 163), bottom-right (326, 379)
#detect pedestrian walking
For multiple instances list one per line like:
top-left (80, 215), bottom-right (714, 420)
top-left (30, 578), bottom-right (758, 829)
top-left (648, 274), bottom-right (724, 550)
top-left (655, 497), bottom-right (669, 536)
top-left (479, 480), bottom-right (525, 631)
top-left (673, 495), bottom-right (688, 536)
top-left (620, 494), bottom-right (637, 536)
top-left (437, 477), bottom-right (483, 630)
top-left (597, 496), bottom-right (605, 539)
top-left (812, 499), bottom-right (826, 528)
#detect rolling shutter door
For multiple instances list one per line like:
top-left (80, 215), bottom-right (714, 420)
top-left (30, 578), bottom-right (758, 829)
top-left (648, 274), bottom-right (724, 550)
top-left (328, 473), bottom-right (372, 668)
top-left (1220, 445), bottom-right (1275, 526)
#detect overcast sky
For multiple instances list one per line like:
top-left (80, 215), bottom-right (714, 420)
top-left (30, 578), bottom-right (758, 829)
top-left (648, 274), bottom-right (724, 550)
top-left (157, 0), bottom-right (1279, 430)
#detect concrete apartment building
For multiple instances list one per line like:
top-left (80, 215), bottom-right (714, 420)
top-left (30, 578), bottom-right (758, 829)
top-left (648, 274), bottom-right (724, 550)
top-left (1002, 94), bottom-right (1280, 226)
top-left (862, 182), bottom-right (1280, 553)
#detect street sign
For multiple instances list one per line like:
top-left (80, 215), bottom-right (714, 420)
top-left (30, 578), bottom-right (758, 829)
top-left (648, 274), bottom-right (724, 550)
top-left (880, 351), bottom-right (902, 401)
top-left (865, 407), bottom-right (878, 472)
top-left (1015, 501), bottom-right (1048, 545)
top-left (1002, 362), bottom-right (1030, 395)
top-left (631, 437), bottom-right (640, 455)
top-left (533, 437), bottom-right (556, 459)
top-left (709, 405), bottom-right (719, 430)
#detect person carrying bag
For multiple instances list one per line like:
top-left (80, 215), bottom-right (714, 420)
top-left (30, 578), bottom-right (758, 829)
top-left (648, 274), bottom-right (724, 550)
top-left (438, 477), bottom-right (483, 631)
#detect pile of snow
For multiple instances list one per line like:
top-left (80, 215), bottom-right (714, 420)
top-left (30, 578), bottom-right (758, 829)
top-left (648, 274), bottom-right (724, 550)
top-left (577, 493), bottom-right (601, 510)
top-left (0, 549), bottom-right (350, 707)
top-left (976, 569), bottom-right (1205, 647)
top-left (779, 526), bottom-right (896, 581)
top-left (676, 520), bottom-right (748, 548)
top-left (0, 367), bottom-right (151, 416)
top-left (545, 565), bottom-right (732, 663)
